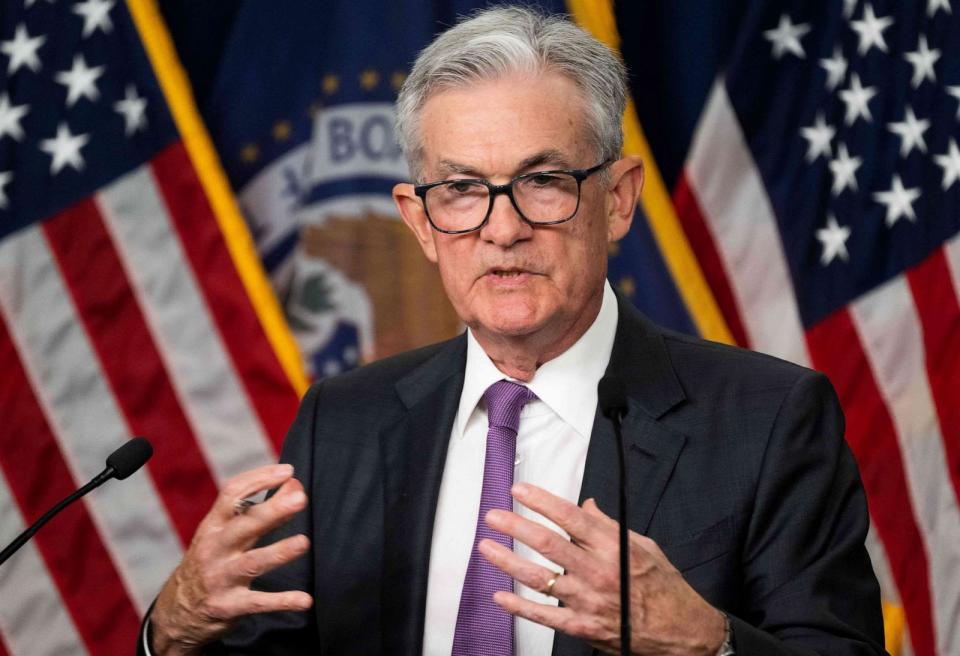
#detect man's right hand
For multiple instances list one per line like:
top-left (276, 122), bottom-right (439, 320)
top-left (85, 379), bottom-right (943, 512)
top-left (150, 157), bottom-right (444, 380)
top-left (150, 464), bottom-right (313, 655)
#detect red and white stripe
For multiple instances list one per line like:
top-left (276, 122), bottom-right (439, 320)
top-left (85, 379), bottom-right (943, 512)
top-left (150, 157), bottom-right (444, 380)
top-left (0, 226), bottom-right (184, 611)
top-left (851, 277), bottom-right (960, 655)
top-left (0, 466), bottom-right (87, 656)
top-left (0, 144), bottom-right (301, 654)
top-left (96, 161), bottom-right (277, 484)
top-left (680, 81), bottom-right (810, 366)
top-left (678, 80), bottom-right (960, 655)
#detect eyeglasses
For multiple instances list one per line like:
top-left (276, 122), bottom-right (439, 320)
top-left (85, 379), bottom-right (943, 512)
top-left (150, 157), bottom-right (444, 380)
top-left (413, 160), bottom-right (611, 234)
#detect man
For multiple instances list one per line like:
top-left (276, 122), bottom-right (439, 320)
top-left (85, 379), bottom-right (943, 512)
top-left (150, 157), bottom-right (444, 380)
top-left (144, 7), bottom-right (884, 655)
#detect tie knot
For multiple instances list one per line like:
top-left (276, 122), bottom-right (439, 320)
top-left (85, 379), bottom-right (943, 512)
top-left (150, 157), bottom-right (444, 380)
top-left (484, 380), bottom-right (536, 433)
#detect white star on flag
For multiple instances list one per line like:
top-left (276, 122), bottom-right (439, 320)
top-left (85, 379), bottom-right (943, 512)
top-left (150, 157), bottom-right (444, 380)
top-left (763, 14), bottom-right (811, 60)
top-left (820, 47), bottom-right (848, 91)
top-left (843, 0), bottom-right (858, 19)
top-left (801, 112), bottom-right (835, 162)
top-left (928, 0), bottom-right (952, 16)
top-left (54, 54), bottom-right (105, 107)
top-left (816, 214), bottom-right (852, 265)
top-left (873, 174), bottom-right (921, 226)
top-left (114, 84), bottom-right (148, 135)
top-left (839, 73), bottom-right (877, 125)
top-left (39, 122), bottom-right (90, 174)
top-left (0, 93), bottom-right (30, 142)
top-left (934, 139), bottom-right (960, 190)
top-left (73, 0), bottom-right (115, 38)
top-left (887, 106), bottom-right (930, 157)
top-left (0, 170), bottom-right (12, 209)
top-left (948, 86), bottom-right (960, 120)
top-left (24, 0), bottom-right (56, 6)
top-left (851, 4), bottom-right (894, 55)
top-left (829, 143), bottom-right (862, 195)
top-left (0, 23), bottom-right (46, 74)
top-left (904, 35), bottom-right (941, 88)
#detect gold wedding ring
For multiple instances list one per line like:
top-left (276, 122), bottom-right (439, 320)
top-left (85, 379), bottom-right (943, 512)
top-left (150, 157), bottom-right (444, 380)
top-left (544, 574), bottom-right (560, 597)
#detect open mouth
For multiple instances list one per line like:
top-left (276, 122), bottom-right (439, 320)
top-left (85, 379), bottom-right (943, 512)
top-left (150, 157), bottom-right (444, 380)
top-left (483, 268), bottom-right (536, 286)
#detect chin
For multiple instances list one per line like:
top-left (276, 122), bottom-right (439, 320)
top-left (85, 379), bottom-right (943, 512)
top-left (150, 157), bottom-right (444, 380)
top-left (477, 303), bottom-right (549, 338)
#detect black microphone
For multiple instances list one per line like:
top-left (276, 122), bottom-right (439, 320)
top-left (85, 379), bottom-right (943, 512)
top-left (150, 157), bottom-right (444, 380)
top-left (0, 437), bottom-right (153, 567)
top-left (598, 376), bottom-right (630, 656)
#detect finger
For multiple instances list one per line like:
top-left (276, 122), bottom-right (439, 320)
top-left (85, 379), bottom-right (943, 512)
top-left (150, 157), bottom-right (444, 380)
top-left (242, 476), bottom-right (305, 520)
top-left (581, 498), bottom-right (618, 530)
top-left (512, 484), bottom-right (609, 550)
top-left (492, 590), bottom-right (612, 644)
top-left (210, 588), bottom-right (313, 620)
top-left (478, 538), bottom-right (570, 598)
top-left (212, 464), bottom-right (296, 521)
top-left (230, 533), bottom-right (310, 582)
top-left (225, 479), bottom-right (308, 547)
top-left (582, 499), bottom-right (673, 571)
top-left (485, 508), bottom-right (592, 574)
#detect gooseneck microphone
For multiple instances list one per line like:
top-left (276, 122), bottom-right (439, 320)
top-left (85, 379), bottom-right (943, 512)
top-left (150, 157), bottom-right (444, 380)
top-left (598, 376), bottom-right (630, 656)
top-left (0, 437), bottom-right (153, 567)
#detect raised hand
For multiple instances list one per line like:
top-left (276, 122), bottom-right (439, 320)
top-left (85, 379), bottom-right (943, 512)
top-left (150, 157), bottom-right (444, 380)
top-left (480, 483), bottom-right (726, 656)
top-left (150, 464), bottom-right (313, 655)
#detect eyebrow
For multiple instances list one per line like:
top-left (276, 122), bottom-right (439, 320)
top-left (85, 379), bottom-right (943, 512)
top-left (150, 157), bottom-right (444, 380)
top-left (434, 149), bottom-right (574, 180)
top-left (435, 160), bottom-right (480, 177)
top-left (516, 149), bottom-right (572, 172)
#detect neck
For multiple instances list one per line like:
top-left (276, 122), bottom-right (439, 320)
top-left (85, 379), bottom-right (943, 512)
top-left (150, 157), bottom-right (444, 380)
top-left (472, 288), bottom-right (604, 382)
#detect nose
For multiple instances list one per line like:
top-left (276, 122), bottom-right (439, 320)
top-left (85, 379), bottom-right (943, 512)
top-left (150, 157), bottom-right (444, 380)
top-left (479, 192), bottom-right (532, 247)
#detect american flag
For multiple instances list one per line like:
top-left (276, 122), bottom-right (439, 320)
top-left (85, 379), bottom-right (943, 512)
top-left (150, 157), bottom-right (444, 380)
top-left (0, 1), bottom-right (305, 654)
top-left (673, 1), bottom-right (960, 653)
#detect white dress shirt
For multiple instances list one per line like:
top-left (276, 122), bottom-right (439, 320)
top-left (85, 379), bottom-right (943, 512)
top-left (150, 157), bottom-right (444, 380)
top-left (422, 281), bottom-right (619, 655)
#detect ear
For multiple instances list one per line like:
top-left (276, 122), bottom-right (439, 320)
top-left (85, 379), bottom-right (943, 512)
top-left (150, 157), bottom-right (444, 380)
top-left (393, 183), bottom-right (439, 263)
top-left (604, 156), bottom-right (644, 242)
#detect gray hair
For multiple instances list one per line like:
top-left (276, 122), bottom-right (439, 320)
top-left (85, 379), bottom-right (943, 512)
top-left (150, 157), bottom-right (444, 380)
top-left (395, 5), bottom-right (628, 181)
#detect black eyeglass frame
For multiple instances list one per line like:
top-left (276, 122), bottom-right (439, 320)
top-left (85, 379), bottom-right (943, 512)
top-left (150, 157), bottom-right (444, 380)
top-left (413, 159), bottom-right (612, 235)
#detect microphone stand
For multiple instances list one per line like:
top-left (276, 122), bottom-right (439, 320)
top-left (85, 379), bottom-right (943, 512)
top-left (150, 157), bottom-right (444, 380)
top-left (599, 376), bottom-right (630, 656)
top-left (0, 436), bottom-right (151, 567)
top-left (610, 406), bottom-right (631, 656)
top-left (0, 468), bottom-right (116, 567)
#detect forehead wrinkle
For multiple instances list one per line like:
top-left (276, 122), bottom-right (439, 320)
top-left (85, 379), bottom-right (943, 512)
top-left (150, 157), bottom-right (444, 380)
top-left (433, 148), bottom-right (577, 181)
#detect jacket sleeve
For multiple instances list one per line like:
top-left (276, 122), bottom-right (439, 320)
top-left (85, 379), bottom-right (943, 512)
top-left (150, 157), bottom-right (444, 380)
top-left (730, 371), bottom-right (885, 654)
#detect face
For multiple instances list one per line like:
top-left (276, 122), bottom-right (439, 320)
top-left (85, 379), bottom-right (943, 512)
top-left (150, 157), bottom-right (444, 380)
top-left (394, 72), bottom-right (642, 352)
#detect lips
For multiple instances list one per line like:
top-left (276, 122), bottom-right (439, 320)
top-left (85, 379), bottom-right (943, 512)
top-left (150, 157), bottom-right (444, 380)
top-left (482, 267), bottom-right (537, 287)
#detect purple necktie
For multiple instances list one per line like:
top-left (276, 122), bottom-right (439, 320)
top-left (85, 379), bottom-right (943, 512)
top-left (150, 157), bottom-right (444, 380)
top-left (452, 380), bottom-right (537, 656)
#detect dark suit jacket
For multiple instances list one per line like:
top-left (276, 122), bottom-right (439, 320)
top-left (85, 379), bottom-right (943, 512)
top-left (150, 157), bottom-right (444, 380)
top-left (151, 297), bottom-right (884, 655)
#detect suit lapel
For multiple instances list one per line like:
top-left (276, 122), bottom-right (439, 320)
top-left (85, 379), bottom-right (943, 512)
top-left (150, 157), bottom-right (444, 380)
top-left (380, 336), bottom-right (467, 655)
top-left (579, 406), bottom-right (687, 535)
top-left (553, 297), bottom-right (687, 656)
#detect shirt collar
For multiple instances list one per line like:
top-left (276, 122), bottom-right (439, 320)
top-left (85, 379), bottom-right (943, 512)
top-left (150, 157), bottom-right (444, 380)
top-left (455, 280), bottom-right (619, 440)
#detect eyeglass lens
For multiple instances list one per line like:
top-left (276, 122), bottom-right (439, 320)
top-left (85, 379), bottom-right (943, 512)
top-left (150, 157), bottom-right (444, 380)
top-left (425, 172), bottom-right (580, 232)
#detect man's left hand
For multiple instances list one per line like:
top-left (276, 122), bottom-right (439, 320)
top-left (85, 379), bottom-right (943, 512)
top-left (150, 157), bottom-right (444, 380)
top-left (479, 483), bottom-right (726, 656)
